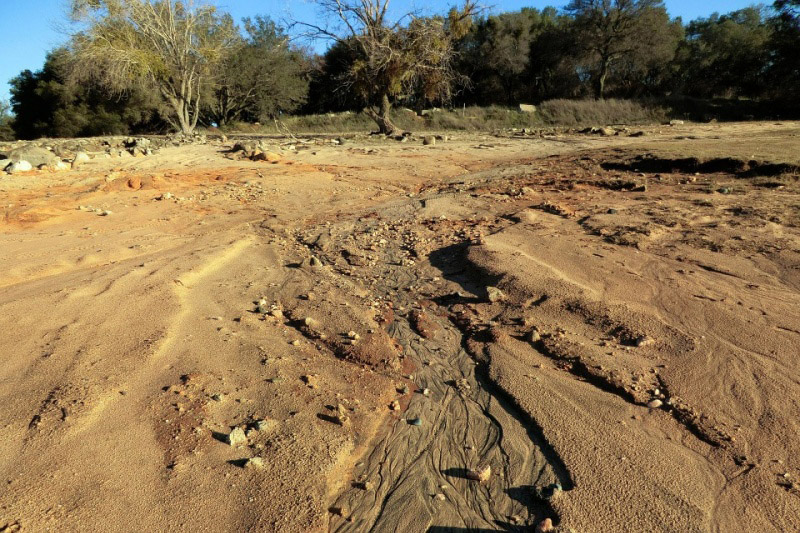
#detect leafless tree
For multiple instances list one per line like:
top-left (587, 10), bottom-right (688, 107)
top-left (69, 0), bottom-right (237, 133)
top-left (297, 0), bottom-right (477, 135)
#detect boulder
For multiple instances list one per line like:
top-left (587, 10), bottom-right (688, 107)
top-left (519, 104), bottom-right (537, 113)
top-left (422, 136), bottom-right (436, 146)
top-left (9, 147), bottom-right (58, 167)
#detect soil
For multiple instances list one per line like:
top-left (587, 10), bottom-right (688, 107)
top-left (1, 121), bottom-right (799, 532)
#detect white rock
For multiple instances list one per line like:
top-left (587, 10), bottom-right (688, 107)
top-left (72, 152), bottom-right (90, 167)
top-left (7, 160), bottom-right (33, 174)
top-left (227, 426), bottom-right (247, 446)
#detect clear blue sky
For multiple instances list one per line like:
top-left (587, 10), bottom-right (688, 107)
top-left (0, 0), bottom-right (762, 105)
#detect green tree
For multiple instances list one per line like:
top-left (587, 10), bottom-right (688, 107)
top-left (300, 0), bottom-right (477, 134)
top-left (69, 0), bottom-right (237, 133)
top-left (566, 0), bottom-right (674, 98)
top-left (770, 0), bottom-right (800, 101)
top-left (305, 39), bottom-right (367, 113)
top-left (677, 7), bottom-right (771, 98)
top-left (9, 48), bottom-right (163, 140)
top-left (456, 7), bottom-right (582, 105)
top-left (210, 16), bottom-right (310, 126)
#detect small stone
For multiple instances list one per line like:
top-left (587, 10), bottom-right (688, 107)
top-left (310, 256), bottom-right (323, 267)
top-left (290, 339), bottom-right (301, 346)
top-left (535, 518), bottom-right (554, 533)
top-left (304, 317), bottom-right (318, 328)
top-left (270, 308), bottom-right (283, 319)
top-left (336, 404), bottom-right (350, 425)
top-left (245, 457), bottom-right (265, 469)
top-left (434, 493), bottom-right (446, 501)
top-left (486, 286), bottom-right (505, 303)
top-left (529, 329), bottom-right (541, 343)
top-left (423, 136), bottom-right (436, 146)
top-left (347, 331), bottom-right (360, 340)
top-left (99, 210), bottom-right (113, 216)
top-left (422, 388), bottom-right (431, 396)
top-left (254, 419), bottom-right (277, 432)
top-left (227, 427), bottom-right (247, 446)
top-left (635, 335), bottom-right (654, 347)
top-left (389, 400), bottom-right (400, 411)
top-left (647, 399), bottom-right (663, 409)
top-left (539, 482), bottom-right (562, 500)
top-left (72, 152), bottom-right (90, 167)
top-left (302, 375), bottom-right (319, 388)
top-left (398, 384), bottom-right (409, 394)
top-left (466, 463), bottom-right (491, 483)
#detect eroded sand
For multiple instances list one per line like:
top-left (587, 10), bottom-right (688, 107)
top-left (1, 122), bottom-right (799, 532)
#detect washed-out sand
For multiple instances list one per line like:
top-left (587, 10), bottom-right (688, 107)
top-left (1, 122), bottom-right (799, 532)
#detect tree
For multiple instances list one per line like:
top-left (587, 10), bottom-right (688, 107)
top-left (0, 100), bottom-right (13, 141)
top-left (456, 7), bottom-right (580, 105)
top-left (770, 0), bottom-right (800, 101)
top-left (209, 16), bottom-right (310, 126)
top-left (677, 8), bottom-right (771, 98)
top-left (299, 0), bottom-right (477, 135)
top-left (566, 0), bottom-right (673, 98)
top-left (9, 48), bottom-right (163, 139)
top-left (69, 0), bottom-right (237, 134)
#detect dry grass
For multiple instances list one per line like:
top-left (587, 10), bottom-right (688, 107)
top-left (216, 99), bottom-right (670, 135)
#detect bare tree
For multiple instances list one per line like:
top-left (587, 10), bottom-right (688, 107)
top-left (69, 0), bottom-right (237, 133)
top-left (297, 0), bottom-right (476, 135)
top-left (566, 0), bottom-right (667, 98)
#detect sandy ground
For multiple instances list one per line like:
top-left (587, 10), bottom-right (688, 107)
top-left (0, 122), bottom-right (799, 532)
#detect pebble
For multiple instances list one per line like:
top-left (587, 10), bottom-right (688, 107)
top-left (254, 419), bottom-right (277, 432)
top-left (389, 400), bottom-right (400, 411)
top-left (434, 493), bottom-right (446, 501)
top-left (422, 388), bottom-right (431, 396)
top-left (466, 463), bottom-right (492, 483)
top-left (529, 329), bottom-right (541, 343)
top-left (635, 335), bottom-right (654, 347)
top-left (290, 340), bottom-right (301, 346)
top-left (245, 457), bottom-right (265, 469)
top-left (535, 518), bottom-right (554, 533)
top-left (227, 427), bottom-right (247, 446)
top-left (647, 399), bottom-right (663, 409)
top-left (486, 286), bottom-right (505, 303)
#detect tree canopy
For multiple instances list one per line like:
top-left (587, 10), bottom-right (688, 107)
top-left (3, 0), bottom-right (800, 140)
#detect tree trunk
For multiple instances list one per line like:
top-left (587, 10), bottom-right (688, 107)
top-left (364, 93), bottom-right (402, 135)
top-left (596, 57), bottom-right (610, 99)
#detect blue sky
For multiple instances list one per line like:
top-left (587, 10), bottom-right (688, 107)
top-left (0, 0), bottom-right (762, 105)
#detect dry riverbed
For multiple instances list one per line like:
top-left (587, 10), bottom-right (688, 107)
top-left (1, 122), bottom-right (799, 532)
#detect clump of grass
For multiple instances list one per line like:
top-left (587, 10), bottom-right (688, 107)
top-left (537, 98), bottom-right (668, 126)
top-left (218, 99), bottom-right (669, 135)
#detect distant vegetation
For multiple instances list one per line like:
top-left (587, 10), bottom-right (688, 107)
top-left (4, 0), bottom-right (800, 140)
